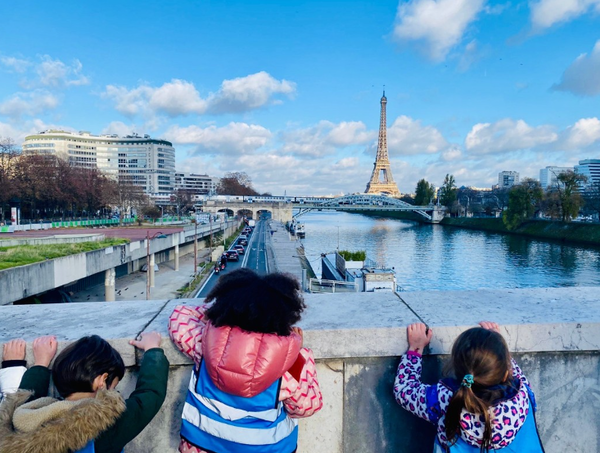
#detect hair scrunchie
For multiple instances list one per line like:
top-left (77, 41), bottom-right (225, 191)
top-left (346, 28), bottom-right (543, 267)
top-left (461, 374), bottom-right (474, 388)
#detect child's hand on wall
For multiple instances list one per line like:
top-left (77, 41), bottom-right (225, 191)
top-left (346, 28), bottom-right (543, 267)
top-left (130, 332), bottom-right (162, 351)
top-left (479, 321), bottom-right (500, 333)
top-left (407, 323), bottom-right (433, 354)
top-left (33, 336), bottom-right (57, 367)
top-left (291, 327), bottom-right (303, 347)
top-left (3, 339), bottom-right (26, 361)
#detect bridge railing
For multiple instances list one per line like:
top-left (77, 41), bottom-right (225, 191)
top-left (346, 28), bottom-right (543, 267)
top-left (308, 278), bottom-right (358, 293)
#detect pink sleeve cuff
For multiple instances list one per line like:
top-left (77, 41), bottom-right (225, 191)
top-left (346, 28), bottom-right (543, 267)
top-left (406, 350), bottom-right (422, 357)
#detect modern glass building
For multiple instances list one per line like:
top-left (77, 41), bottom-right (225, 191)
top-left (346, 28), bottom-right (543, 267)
top-left (497, 171), bottom-right (519, 188)
top-left (575, 159), bottom-right (600, 188)
top-left (22, 130), bottom-right (176, 196)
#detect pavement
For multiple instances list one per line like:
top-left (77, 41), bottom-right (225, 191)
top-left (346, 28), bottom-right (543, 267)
top-left (70, 249), bottom-right (212, 302)
top-left (266, 220), bottom-right (306, 282)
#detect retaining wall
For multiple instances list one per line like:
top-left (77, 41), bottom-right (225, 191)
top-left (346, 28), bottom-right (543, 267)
top-left (0, 287), bottom-right (598, 452)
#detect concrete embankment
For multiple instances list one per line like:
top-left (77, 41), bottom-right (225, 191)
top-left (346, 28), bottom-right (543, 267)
top-left (441, 217), bottom-right (600, 247)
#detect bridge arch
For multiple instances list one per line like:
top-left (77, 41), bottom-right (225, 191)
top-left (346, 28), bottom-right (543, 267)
top-left (237, 209), bottom-right (254, 219)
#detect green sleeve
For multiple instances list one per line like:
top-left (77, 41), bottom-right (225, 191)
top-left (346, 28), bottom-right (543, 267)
top-left (95, 348), bottom-right (170, 453)
top-left (18, 365), bottom-right (51, 400)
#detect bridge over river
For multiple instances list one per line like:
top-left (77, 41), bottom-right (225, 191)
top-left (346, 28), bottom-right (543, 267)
top-left (202, 194), bottom-right (445, 223)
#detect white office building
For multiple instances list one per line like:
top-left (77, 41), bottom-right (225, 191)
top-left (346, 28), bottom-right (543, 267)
top-left (574, 159), bottom-right (600, 188)
top-left (175, 172), bottom-right (219, 195)
top-left (498, 171), bottom-right (519, 188)
top-left (539, 166), bottom-right (573, 190)
top-left (22, 130), bottom-right (176, 196)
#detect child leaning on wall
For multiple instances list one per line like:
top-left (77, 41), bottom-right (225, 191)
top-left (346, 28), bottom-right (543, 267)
top-left (0, 332), bottom-right (169, 453)
top-left (169, 268), bottom-right (324, 453)
top-left (394, 321), bottom-right (545, 452)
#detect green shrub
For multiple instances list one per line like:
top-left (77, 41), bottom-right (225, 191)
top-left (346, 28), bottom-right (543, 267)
top-left (338, 250), bottom-right (366, 261)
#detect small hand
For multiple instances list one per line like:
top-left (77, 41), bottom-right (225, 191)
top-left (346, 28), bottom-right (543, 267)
top-left (407, 323), bottom-right (433, 353)
top-left (33, 336), bottom-right (57, 367)
top-left (130, 332), bottom-right (162, 351)
top-left (291, 327), bottom-right (304, 347)
top-left (479, 321), bottom-right (500, 333)
top-left (3, 339), bottom-right (26, 361)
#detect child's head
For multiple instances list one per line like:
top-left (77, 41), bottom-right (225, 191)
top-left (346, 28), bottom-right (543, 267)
top-left (52, 335), bottom-right (125, 398)
top-left (444, 327), bottom-right (511, 450)
top-left (205, 268), bottom-right (306, 336)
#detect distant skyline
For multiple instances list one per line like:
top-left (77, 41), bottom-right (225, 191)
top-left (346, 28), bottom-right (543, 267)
top-left (1, 0), bottom-right (600, 195)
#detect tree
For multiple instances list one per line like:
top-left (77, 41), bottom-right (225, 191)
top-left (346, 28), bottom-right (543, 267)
top-left (551, 171), bottom-right (587, 222)
top-left (439, 174), bottom-right (457, 209)
top-left (217, 172), bottom-right (259, 196)
top-left (0, 138), bottom-right (19, 221)
top-left (142, 205), bottom-right (161, 222)
top-left (502, 178), bottom-right (543, 230)
top-left (414, 179), bottom-right (434, 206)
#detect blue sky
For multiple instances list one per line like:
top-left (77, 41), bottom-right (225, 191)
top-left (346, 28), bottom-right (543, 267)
top-left (1, 0), bottom-right (599, 195)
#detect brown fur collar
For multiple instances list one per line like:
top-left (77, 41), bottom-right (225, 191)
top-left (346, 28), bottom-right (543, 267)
top-left (0, 390), bottom-right (126, 453)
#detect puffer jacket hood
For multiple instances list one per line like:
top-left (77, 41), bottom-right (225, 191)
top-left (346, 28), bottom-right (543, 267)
top-left (0, 390), bottom-right (125, 453)
top-left (202, 323), bottom-right (302, 398)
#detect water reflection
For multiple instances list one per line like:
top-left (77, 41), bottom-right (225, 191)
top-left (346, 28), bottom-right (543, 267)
top-left (299, 212), bottom-right (600, 291)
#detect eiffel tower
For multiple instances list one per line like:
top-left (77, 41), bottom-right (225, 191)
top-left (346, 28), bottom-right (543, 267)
top-left (365, 91), bottom-right (401, 197)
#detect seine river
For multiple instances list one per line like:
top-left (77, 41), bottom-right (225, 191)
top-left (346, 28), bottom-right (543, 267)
top-left (298, 211), bottom-right (600, 291)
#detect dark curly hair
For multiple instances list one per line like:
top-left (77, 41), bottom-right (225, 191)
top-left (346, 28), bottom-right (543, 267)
top-left (205, 268), bottom-right (306, 336)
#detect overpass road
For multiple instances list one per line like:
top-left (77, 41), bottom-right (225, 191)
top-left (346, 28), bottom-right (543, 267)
top-left (196, 218), bottom-right (269, 298)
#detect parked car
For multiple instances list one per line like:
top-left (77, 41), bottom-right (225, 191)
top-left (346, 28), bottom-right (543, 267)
top-left (233, 245), bottom-right (245, 255)
top-left (225, 251), bottom-right (239, 261)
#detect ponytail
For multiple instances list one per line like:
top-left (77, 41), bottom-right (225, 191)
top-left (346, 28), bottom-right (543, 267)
top-left (445, 383), bottom-right (493, 452)
top-left (443, 327), bottom-right (512, 452)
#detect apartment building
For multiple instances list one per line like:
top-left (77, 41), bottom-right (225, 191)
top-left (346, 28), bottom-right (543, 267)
top-left (174, 172), bottom-right (219, 195)
top-left (575, 159), bottom-right (600, 188)
top-left (539, 166), bottom-right (573, 190)
top-left (22, 130), bottom-right (176, 196)
top-left (497, 171), bottom-right (519, 188)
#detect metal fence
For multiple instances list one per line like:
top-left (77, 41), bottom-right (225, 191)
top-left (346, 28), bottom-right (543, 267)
top-left (308, 278), bottom-right (358, 293)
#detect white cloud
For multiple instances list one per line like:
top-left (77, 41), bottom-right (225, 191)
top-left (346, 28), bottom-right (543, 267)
top-left (206, 71), bottom-right (296, 114)
top-left (442, 146), bottom-right (463, 161)
top-left (0, 91), bottom-right (60, 117)
top-left (165, 122), bottom-right (272, 155)
top-left (387, 115), bottom-right (450, 155)
top-left (530, 0), bottom-right (600, 31)
top-left (35, 56), bottom-right (89, 88)
top-left (552, 40), bottom-right (600, 96)
top-left (279, 120), bottom-right (374, 157)
top-left (0, 56), bottom-right (31, 73)
top-left (149, 80), bottom-right (207, 116)
top-left (101, 121), bottom-right (138, 137)
top-left (102, 72), bottom-right (295, 119)
top-left (559, 117), bottom-right (600, 149)
top-left (326, 121), bottom-right (375, 146)
top-left (392, 0), bottom-right (486, 61)
top-left (0, 119), bottom-right (74, 143)
top-left (465, 118), bottom-right (558, 154)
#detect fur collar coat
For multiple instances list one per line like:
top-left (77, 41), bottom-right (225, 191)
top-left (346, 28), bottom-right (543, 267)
top-left (0, 389), bottom-right (125, 453)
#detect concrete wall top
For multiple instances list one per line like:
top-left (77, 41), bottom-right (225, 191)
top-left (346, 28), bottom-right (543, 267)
top-left (1, 286), bottom-right (599, 366)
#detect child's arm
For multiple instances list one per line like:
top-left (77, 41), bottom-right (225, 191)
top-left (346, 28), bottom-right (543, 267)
top-left (168, 304), bottom-right (210, 364)
top-left (18, 336), bottom-right (57, 400)
top-left (280, 347), bottom-right (323, 418)
top-left (0, 339), bottom-right (27, 396)
top-left (394, 323), bottom-right (447, 423)
top-left (95, 332), bottom-right (169, 452)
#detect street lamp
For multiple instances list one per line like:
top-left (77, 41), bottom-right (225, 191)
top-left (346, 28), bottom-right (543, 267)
top-left (336, 226), bottom-right (340, 250)
top-left (146, 230), bottom-right (167, 300)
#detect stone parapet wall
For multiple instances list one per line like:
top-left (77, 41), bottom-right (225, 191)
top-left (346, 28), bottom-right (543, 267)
top-left (0, 287), bottom-right (598, 452)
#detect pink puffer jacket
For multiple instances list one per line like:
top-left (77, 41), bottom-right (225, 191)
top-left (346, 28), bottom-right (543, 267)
top-left (202, 322), bottom-right (302, 397)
